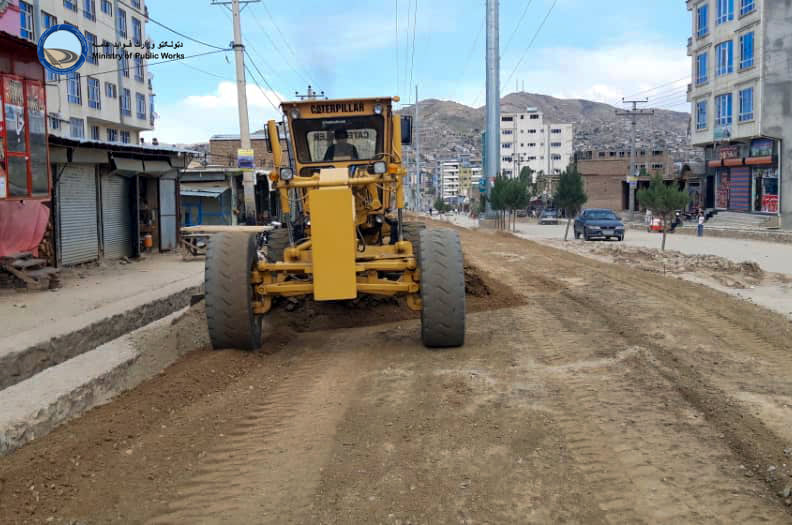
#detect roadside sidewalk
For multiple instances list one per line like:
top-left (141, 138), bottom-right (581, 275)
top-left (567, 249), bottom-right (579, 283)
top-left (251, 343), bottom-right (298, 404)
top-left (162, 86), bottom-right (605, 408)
top-left (0, 254), bottom-right (204, 390)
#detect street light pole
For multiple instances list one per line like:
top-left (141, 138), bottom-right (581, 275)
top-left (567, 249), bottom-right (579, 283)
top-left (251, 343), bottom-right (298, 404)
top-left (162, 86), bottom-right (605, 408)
top-left (485, 0), bottom-right (500, 213)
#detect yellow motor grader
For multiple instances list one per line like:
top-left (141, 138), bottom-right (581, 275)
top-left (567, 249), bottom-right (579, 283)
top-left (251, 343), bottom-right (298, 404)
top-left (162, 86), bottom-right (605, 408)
top-left (204, 96), bottom-right (465, 349)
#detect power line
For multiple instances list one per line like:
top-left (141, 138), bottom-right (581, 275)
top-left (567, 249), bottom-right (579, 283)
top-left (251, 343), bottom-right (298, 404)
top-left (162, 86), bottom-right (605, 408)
top-left (502, 0), bottom-right (535, 57)
top-left (501, 0), bottom-right (558, 95)
top-left (403, 0), bottom-right (413, 98)
top-left (244, 49), bottom-right (283, 113)
top-left (178, 60), bottom-right (231, 80)
top-left (454, 19), bottom-right (485, 101)
top-left (408, 0), bottom-right (418, 102)
top-left (245, 7), bottom-right (310, 86)
top-left (48, 49), bottom-right (229, 83)
top-left (257, 2), bottom-right (315, 84)
top-left (118, 0), bottom-right (228, 51)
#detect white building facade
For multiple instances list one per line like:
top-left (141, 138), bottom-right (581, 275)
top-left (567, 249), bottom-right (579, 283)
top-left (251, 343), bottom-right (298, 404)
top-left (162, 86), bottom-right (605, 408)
top-left (499, 108), bottom-right (574, 179)
top-left (687, 0), bottom-right (791, 223)
top-left (18, 0), bottom-right (155, 144)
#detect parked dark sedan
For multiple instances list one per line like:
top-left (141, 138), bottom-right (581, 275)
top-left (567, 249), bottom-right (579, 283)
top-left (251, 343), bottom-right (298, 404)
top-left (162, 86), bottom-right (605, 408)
top-left (574, 209), bottom-right (625, 241)
top-left (538, 209), bottom-right (559, 225)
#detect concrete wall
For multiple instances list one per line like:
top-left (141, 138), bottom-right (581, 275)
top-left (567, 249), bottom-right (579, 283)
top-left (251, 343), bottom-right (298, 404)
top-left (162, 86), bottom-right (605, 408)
top-left (761, 0), bottom-right (792, 228)
top-left (209, 138), bottom-right (274, 169)
top-left (583, 175), bottom-right (624, 211)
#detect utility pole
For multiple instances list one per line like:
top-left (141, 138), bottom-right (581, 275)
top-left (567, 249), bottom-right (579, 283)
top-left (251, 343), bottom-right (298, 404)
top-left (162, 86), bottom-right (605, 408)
top-left (617, 98), bottom-right (654, 215)
top-left (214, 0), bottom-right (260, 224)
top-left (485, 0), bottom-right (500, 213)
top-left (415, 84), bottom-right (421, 211)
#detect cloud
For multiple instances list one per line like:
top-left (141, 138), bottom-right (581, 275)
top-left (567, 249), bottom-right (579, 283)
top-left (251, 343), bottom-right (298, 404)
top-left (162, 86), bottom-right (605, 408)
top-left (446, 42), bottom-right (691, 111)
top-left (143, 82), bottom-right (285, 144)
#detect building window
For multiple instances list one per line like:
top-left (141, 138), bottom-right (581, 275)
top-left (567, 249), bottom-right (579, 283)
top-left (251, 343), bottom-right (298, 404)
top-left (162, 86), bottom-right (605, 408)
top-left (740, 0), bottom-right (755, 16)
top-left (90, 125), bottom-right (100, 140)
top-left (118, 8), bottom-right (127, 38)
top-left (551, 129), bottom-right (562, 134)
top-left (132, 17), bottom-right (142, 44)
top-left (107, 128), bottom-right (118, 142)
top-left (67, 73), bottom-right (82, 104)
top-left (696, 4), bottom-right (709, 38)
top-left (551, 142), bottom-right (562, 148)
top-left (136, 93), bottom-right (146, 120)
top-left (121, 131), bottom-right (130, 144)
top-left (739, 87), bottom-right (754, 121)
top-left (528, 129), bottom-right (537, 134)
top-left (149, 96), bottom-right (155, 123)
top-left (131, 0), bottom-right (141, 7)
top-left (105, 81), bottom-right (117, 98)
top-left (50, 116), bottom-right (61, 130)
top-left (527, 143), bottom-right (536, 147)
top-left (551, 154), bottom-right (562, 161)
top-left (70, 118), bottom-right (85, 138)
top-left (502, 129), bottom-right (513, 135)
top-left (598, 152), bottom-right (606, 158)
top-left (121, 89), bottom-right (132, 116)
top-left (85, 32), bottom-right (98, 64)
top-left (134, 56), bottom-right (144, 81)
top-left (715, 93), bottom-right (733, 127)
top-left (529, 114), bottom-right (539, 120)
top-left (83, 0), bottom-right (96, 21)
top-left (696, 52), bottom-right (708, 85)
top-left (20, 1), bottom-right (34, 40)
top-left (101, 0), bottom-right (112, 15)
top-left (715, 40), bottom-right (734, 76)
top-left (43, 13), bottom-right (59, 81)
top-left (740, 32), bottom-right (754, 69)
top-left (121, 54), bottom-right (130, 77)
top-left (102, 40), bottom-right (113, 56)
top-left (717, 0), bottom-right (734, 24)
top-left (501, 143), bottom-right (512, 149)
top-left (501, 116), bottom-right (513, 122)
top-left (696, 100), bottom-right (708, 130)
top-left (651, 163), bottom-right (664, 170)
top-left (64, 0), bottom-right (78, 12)
top-left (87, 77), bottom-right (101, 109)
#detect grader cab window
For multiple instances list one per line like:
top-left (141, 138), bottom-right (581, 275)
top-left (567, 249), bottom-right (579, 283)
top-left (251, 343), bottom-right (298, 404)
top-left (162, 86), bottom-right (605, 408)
top-left (293, 116), bottom-right (383, 163)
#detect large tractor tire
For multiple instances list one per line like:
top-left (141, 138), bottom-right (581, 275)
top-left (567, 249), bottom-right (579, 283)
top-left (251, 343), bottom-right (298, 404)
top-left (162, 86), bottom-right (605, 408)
top-left (266, 228), bottom-right (290, 262)
top-left (205, 232), bottom-right (262, 351)
top-left (419, 228), bottom-right (466, 348)
top-left (401, 222), bottom-right (426, 259)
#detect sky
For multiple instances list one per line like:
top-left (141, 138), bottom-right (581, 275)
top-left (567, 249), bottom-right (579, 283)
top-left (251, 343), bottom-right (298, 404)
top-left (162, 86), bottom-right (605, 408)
top-left (141, 0), bottom-right (693, 144)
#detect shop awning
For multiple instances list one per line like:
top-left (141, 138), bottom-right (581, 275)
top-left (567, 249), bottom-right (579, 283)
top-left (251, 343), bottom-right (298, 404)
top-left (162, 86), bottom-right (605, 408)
top-left (143, 160), bottom-right (173, 175)
top-left (112, 157), bottom-right (144, 174)
top-left (180, 183), bottom-right (230, 199)
top-left (708, 156), bottom-right (775, 169)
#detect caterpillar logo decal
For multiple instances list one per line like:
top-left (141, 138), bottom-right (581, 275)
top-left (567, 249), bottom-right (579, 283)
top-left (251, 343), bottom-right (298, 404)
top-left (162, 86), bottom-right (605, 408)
top-left (310, 102), bottom-right (365, 114)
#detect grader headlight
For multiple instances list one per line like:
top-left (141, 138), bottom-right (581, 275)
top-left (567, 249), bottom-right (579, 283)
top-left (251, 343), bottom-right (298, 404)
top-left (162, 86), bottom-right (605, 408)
top-left (372, 161), bottom-right (387, 174)
top-left (374, 103), bottom-right (383, 115)
top-left (280, 167), bottom-right (294, 181)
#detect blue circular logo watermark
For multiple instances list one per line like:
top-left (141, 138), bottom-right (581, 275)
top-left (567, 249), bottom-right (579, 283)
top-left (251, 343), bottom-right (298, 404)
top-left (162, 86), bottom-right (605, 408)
top-left (37, 24), bottom-right (89, 75)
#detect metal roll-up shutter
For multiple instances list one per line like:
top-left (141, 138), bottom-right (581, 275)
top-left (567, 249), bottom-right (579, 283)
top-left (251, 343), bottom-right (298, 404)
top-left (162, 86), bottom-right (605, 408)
top-left (159, 177), bottom-right (177, 251)
top-left (101, 174), bottom-right (132, 259)
top-left (57, 165), bottom-right (99, 266)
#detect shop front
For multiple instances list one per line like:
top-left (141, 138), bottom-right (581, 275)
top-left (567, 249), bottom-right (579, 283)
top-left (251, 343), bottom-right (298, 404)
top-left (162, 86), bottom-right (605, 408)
top-left (708, 139), bottom-right (780, 215)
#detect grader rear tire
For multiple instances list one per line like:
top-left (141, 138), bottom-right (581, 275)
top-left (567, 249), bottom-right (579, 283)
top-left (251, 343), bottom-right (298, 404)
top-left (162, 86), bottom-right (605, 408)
top-left (205, 232), bottom-right (262, 351)
top-left (401, 222), bottom-right (426, 259)
top-left (419, 228), bottom-right (466, 348)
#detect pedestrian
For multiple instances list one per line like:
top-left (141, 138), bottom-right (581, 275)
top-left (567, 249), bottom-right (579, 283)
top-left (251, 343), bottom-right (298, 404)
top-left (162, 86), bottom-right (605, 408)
top-left (645, 208), bottom-right (652, 226)
top-left (697, 211), bottom-right (705, 237)
top-left (429, 207), bottom-right (433, 216)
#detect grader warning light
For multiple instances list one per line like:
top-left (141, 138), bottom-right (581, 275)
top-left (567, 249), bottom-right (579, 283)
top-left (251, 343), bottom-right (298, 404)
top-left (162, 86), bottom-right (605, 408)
top-left (204, 97), bottom-right (466, 350)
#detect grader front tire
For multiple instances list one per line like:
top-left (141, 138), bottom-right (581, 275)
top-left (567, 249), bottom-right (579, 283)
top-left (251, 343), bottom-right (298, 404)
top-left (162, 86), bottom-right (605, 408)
top-left (419, 229), bottom-right (466, 348)
top-left (205, 232), bottom-right (262, 351)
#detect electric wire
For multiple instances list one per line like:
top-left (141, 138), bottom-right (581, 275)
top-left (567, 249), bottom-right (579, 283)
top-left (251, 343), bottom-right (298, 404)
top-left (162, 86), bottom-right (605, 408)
top-left (258, 1), bottom-right (315, 85)
top-left (244, 50), bottom-right (284, 113)
top-left (501, 0), bottom-right (558, 96)
top-left (407, 0), bottom-right (418, 102)
top-left (118, 0), bottom-right (228, 51)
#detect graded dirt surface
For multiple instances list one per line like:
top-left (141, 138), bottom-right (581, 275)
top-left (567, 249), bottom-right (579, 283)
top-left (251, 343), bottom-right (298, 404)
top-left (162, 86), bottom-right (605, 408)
top-left (2, 221), bottom-right (792, 524)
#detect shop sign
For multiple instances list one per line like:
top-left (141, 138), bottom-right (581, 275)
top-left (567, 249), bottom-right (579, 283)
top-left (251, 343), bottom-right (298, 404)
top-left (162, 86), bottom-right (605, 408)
top-left (716, 174), bottom-right (730, 209)
top-left (718, 146), bottom-right (740, 160)
top-left (762, 195), bottom-right (779, 214)
top-left (236, 148), bottom-right (254, 169)
top-left (750, 138), bottom-right (774, 158)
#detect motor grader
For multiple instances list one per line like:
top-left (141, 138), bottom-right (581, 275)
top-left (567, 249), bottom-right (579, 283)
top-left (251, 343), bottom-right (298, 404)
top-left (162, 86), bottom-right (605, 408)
top-left (204, 96), bottom-right (466, 349)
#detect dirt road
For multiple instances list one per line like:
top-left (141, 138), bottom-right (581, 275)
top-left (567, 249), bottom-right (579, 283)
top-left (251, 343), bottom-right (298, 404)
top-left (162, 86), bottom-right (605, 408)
top-left (2, 221), bottom-right (792, 524)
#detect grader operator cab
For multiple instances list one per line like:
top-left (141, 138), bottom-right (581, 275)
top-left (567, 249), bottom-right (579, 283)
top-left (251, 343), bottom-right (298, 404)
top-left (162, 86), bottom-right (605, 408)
top-left (204, 97), bottom-right (465, 350)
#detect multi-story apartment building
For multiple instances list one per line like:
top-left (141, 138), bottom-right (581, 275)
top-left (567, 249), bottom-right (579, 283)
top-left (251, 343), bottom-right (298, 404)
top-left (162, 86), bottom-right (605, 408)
top-left (499, 108), bottom-right (574, 179)
top-left (687, 0), bottom-right (791, 224)
top-left (436, 158), bottom-right (482, 204)
top-left (17, 0), bottom-right (155, 144)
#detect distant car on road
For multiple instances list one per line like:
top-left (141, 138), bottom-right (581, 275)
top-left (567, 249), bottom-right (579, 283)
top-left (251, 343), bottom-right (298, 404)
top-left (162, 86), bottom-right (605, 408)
top-left (538, 209), bottom-right (559, 225)
top-left (574, 209), bottom-right (625, 241)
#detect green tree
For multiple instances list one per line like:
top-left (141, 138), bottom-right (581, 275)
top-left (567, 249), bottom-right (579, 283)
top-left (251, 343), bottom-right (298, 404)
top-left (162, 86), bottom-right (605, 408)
top-left (554, 164), bottom-right (588, 241)
top-left (637, 174), bottom-right (689, 251)
top-left (490, 175), bottom-right (508, 229)
top-left (433, 197), bottom-right (448, 214)
top-left (504, 176), bottom-right (531, 231)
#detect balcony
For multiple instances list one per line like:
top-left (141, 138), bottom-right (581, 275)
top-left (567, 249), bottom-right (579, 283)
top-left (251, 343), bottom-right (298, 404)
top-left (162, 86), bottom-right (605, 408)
top-left (687, 37), bottom-right (693, 56)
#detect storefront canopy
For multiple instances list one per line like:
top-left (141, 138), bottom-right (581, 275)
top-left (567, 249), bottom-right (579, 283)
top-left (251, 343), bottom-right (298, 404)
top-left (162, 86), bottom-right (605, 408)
top-left (112, 157), bottom-right (144, 174)
top-left (180, 183), bottom-right (230, 199)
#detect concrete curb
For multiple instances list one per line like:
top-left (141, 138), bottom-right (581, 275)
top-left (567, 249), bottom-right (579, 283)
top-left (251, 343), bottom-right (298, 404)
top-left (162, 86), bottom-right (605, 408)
top-left (625, 223), bottom-right (792, 244)
top-left (0, 308), bottom-right (191, 456)
top-left (0, 278), bottom-right (203, 390)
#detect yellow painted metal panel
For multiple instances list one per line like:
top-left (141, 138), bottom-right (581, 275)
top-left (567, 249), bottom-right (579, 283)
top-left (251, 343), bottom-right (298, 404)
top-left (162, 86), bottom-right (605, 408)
top-left (310, 187), bottom-right (357, 300)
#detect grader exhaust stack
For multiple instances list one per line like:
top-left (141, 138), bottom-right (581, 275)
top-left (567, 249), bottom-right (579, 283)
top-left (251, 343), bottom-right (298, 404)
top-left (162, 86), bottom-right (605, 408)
top-left (204, 97), bottom-right (466, 350)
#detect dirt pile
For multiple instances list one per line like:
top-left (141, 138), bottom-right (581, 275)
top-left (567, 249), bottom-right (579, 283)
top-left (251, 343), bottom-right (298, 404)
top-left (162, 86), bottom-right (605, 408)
top-left (593, 245), bottom-right (765, 288)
